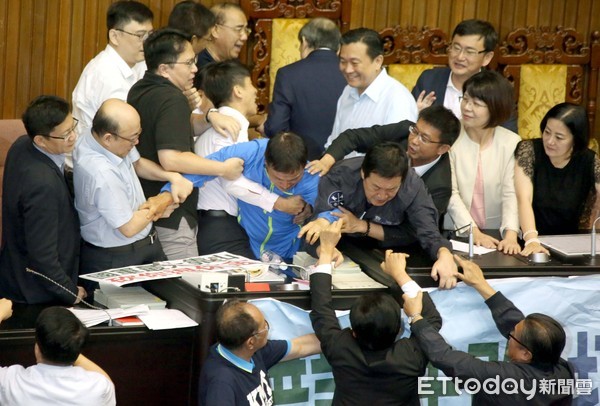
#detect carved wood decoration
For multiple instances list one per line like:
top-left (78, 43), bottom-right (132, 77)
top-left (497, 26), bottom-right (597, 132)
top-left (379, 26), bottom-right (449, 66)
top-left (240, 0), bottom-right (351, 113)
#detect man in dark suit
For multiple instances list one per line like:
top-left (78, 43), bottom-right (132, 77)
top-left (411, 19), bottom-right (517, 133)
top-left (307, 105), bottom-right (461, 220)
top-left (263, 17), bottom-right (346, 160)
top-left (0, 96), bottom-right (86, 305)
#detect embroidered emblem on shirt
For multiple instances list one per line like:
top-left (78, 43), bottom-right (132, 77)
top-left (328, 191), bottom-right (344, 208)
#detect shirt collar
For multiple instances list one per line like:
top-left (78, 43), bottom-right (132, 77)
top-left (106, 44), bottom-right (144, 79)
top-left (412, 154), bottom-right (442, 177)
top-left (217, 343), bottom-right (255, 373)
top-left (85, 132), bottom-right (128, 167)
top-left (218, 106), bottom-right (250, 131)
top-left (33, 144), bottom-right (66, 171)
top-left (350, 68), bottom-right (389, 102)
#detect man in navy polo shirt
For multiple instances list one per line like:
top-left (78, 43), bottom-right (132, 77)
top-left (199, 299), bottom-right (320, 405)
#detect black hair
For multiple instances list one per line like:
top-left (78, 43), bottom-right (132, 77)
top-left (350, 293), bottom-right (402, 351)
top-left (22, 95), bottom-right (70, 140)
top-left (540, 102), bottom-right (589, 154)
top-left (91, 103), bottom-right (120, 137)
top-left (341, 28), bottom-right (383, 60)
top-left (463, 70), bottom-right (514, 128)
top-left (107, 1), bottom-right (153, 31)
top-left (452, 19), bottom-right (498, 52)
top-left (144, 28), bottom-right (191, 72)
top-left (264, 132), bottom-right (307, 173)
top-left (216, 299), bottom-right (258, 350)
top-left (520, 313), bottom-right (567, 365)
top-left (418, 105), bottom-right (461, 146)
top-left (168, 1), bottom-right (215, 39)
top-left (35, 307), bottom-right (89, 365)
top-left (198, 60), bottom-right (251, 108)
top-left (361, 141), bottom-right (408, 180)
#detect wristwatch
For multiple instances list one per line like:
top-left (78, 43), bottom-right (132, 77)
top-left (407, 313), bottom-right (422, 324)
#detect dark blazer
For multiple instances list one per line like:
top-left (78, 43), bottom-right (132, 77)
top-left (411, 292), bottom-right (574, 405)
top-left (412, 67), bottom-right (518, 133)
top-left (0, 136), bottom-right (80, 304)
top-left (264, 49), bottom-right (347, 160)
top-left (325, 120), bottom-right (452, 218)
top-left (310, 271), bottom-right (441, 405)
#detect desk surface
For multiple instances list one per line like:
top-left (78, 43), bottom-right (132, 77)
top-left (337, 237), bottom-right (600, 288)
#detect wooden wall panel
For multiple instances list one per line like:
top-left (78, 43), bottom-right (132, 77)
top-left (0, 0), bottom-right (599, 133)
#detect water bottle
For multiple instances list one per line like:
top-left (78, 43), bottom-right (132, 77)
top-left (260, 250), bottom-right (296, 278)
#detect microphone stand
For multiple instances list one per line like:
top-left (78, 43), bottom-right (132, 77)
top-left (589, 216), bottom-right (600, 264)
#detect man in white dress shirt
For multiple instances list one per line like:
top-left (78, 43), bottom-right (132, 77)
top-left (72, 1), bottom-right (153, 139)
top-left (194, 60), bottom-right (307, 257)
top-left (324, 28), bottom-right (418, 155)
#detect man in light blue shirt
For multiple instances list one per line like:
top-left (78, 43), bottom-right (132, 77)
top-left (74, 99), bottom-right (192, 282)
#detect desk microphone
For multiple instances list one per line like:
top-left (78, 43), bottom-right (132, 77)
top-left (591, 216), bottom-right (600, 257)
top-left (25, 268), bottom-right (114, 326)
top-left (453, 222), bottom-right (475, 258)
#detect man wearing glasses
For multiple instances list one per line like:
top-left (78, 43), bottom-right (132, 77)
top-left (72, 1), bottom-right (153, 140)
top-left (307, 105), bottom-right (461, 219)
top-left (199, 299), bottom-right (320, 405)
top-left (411, 19), bottom-right (517, 132)
top-left (128, 28), bottom-right (243, 260)
top-left (0, 96), bottom-right (85, 305)
top-left (196, 3), bottom-right (250, 69)
top-left (73, 99), bottom-right (193, 282)
top-left (404, 255), bottom-right (574, 405)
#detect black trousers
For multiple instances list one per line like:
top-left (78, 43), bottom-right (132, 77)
top-left (79, 237), bottom-right (166, 296)
top-left (197, 210), bottom-right (255, 259)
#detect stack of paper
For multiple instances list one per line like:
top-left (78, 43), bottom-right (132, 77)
top-left (138, 309), bottom-right (198, 330)
top-left (95, 284), bottom-right (166, 309)
top-left (69, 305), bottom-right (150, 327)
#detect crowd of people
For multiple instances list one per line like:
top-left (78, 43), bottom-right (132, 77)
top-left (0, 1), bottom-right (591, 404)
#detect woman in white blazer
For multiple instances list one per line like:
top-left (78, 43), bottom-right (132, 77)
top-left (446, 70), bottom-right (521, 254)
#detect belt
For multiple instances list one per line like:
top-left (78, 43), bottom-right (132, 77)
top-left (84, 229), bottom-right (157, 254)
top-left (199, 210), bottom-right (231, 218)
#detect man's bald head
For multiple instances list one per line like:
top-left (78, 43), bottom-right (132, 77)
top-left (92, 99), bottom-right (142, 157)
top-left (216, 299), bottom-right (263, 350)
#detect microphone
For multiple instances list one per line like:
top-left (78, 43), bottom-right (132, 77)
top-left (25, 268), bottom-right (114, 326)
top-left (452, 221), bottom-right (475, 258)
top-left (591, 216), bottom-right (600, 257)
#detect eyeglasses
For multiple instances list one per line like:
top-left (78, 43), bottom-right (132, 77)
top-left (508, 332), bottom-right (533, 354)
top-left (45, 118), bottom-right (79, 142)
top-left (447, 43), bottom-right (487, 57)
top-left (459, 95), bottom-right (488, 109)
top-left (114, 28), bottom-right (152, 42)
top-left (252, 319), bottom-right (270, 337)
top-left (110, 130), bottom-right (141, 145)
top-left (217, 24), bottom-right (251, 36)
top-left (409, 125), bottom-right (445, 144)
top-left (170, 56), bottom-right (198, 68)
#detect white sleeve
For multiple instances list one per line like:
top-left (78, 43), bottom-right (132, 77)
top-left (221, 176), bottom-right (279, 212)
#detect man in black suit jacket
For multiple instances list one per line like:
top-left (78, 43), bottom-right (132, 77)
top-left (307, 105), bottom-right (460, 220)
top-left (309, 220), bottom-right (442, 405)
top-left (0, 96), bottom-right (85, 305)
top-left (411, 19), bottom-right (518, 133)
top-left (263, 17), bottom-right (346, 160)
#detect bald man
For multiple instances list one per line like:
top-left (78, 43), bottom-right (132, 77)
top-left (73, 99), bottom-right (193, 281)
top-left (199, 299), bottom-right (321, 405)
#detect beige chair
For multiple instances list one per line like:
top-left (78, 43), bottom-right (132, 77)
top-left (0, 120), bottom-right (26, 239)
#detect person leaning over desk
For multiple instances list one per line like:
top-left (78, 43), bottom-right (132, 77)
top-left (404, 255), bottom-right (575, 405)
top-left (515, 102), bottom-right (600, 256)
top-left (309, 220), bottom-right (441, 405)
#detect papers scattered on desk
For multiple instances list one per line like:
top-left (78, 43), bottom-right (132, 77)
top-left (451, 240), bottom-right (496, 255)
top-left (331, 272), bottom-right (387, 290)
top-left (138, 309), bottom-right (198, 330)
top-left (79, 252), bottom-right (268, 286)
top-left (69, 305), bottom-right (150, 327)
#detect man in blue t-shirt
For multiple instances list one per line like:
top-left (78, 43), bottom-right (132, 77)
top-left (199, 299), bottom-right (320, 405)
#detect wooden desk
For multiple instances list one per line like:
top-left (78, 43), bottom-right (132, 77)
top-left (0, 303), bottom-right (196, 406)
top-left (337, 237), bottom-right (600, 288)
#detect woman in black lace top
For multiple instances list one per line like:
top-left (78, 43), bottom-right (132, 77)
top-left (515, 103), bottom-right (600, 256)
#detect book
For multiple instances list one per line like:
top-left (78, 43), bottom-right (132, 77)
top-left (114, 316), bottom-right (145, 327)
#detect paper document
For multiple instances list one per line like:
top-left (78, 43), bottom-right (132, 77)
top-left (451, 240), bottom-right (496, 255)
top-left (69, 305), bottom-right (150, 327)
top-left (138, 309), bottom-right (198, 330)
